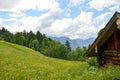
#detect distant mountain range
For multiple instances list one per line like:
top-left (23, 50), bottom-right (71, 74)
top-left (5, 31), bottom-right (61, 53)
top-left (50, 37), bottom-right (95, 50)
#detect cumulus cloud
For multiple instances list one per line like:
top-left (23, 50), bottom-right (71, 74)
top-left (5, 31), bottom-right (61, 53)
top-left (37, 0), bottom-right (59, 11)
top-left (0, 0), bottom-right (35, 12)
top-left (41, 18), bottom-right (73, 37)
top-left (0, 0), bottom-right (59, 12)
top-left (4, 10), bottom-right (97, 39)
top-left (40, 11), bottom-right (97, 39)
top-left (0, 18), bottom-right (2, 23)
top-left (8, 16), bottom-right (39, 33)
top-left (68, 0), bottom-right (84, 7)
top-left (65, 9), bottom-right (72, 17)
top-left (38, 8), bottom-right (63, 28)
top-left (89, 0), bottom-right (118, 11)
top-left (67, 11), bottom-right (97, 39)
top-left (0, 0), bottom-right (20, 10)
top-left (5, 8), bottom-right (62, 33)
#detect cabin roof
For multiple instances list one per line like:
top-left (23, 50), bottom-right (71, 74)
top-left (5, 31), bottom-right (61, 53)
top-left (85, 12), bottom-right (120, 57)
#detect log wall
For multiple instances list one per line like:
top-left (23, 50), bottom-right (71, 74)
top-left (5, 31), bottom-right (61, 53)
top-left (99, 29), bottom-right (120, 66)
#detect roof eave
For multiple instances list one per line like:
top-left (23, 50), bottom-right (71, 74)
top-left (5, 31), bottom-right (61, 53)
top-left (85, 11), bottom-right (120, 57)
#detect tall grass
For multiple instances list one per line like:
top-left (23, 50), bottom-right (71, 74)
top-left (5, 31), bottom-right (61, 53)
top-left (0, 40), bottom-right (120, 80)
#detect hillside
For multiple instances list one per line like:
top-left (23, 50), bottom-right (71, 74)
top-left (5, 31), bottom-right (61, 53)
top-left (0, 40), bottom-right (120, 80)
top-left (0, 40), bottom-right (88, 80)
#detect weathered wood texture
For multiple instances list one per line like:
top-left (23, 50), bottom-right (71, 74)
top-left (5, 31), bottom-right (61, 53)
top-left (99, 29), bottom-right (120, 66)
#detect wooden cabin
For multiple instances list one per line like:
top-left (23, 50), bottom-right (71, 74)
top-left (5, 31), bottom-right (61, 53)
top-left (85, 12), bottom-right (120, 67)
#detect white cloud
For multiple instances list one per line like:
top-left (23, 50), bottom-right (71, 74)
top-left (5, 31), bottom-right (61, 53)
top-left (89, 0), bottom-right (118, 11)
top-left (68, 0), bottom-right (84, 7)
top-left (40, 11), bottom-right (97, 39)
top-left (115, 0), bottom-right (120, 5)
top-left (15, 0), bottom-right (36, 11)
top-left (4, 10), bottom-right (97, 39)
top-left (69, 11), bottom-right (97, 39)
top-left (8, 13), bottom-right (26, 18)
top-left (37, 0), bottom-right (59, 11)
top-left (3, 18), bottom-right (18, 22)
top-left (0, 0), bottom-right (20, 11)
top-left (38, 8), bottom-right (63, 28)
top-left (41, 18), bottom-right (72, 37)
top-left (2, 12), bottom-right (26, 23)
top-left (66, 9), bottom-right (72, 17)
top-left (94, 12), bottom-right (111, 25)
top-left (110, 6), bottom-right (119, 11)
top-left (5, 8), bottom-right (62, 33)
top-left (0, 18), bottom-right (2, 24)
top-left (0, 0), bottom-right (59, 12)
top-left (7, 16), bottom-right (39, 33)
top-left (74, 11), bottom-right (93, 24)
top-left (0, 18), bottom-right (3, 29)
top-left (96, 12), bottom-right (111, 21)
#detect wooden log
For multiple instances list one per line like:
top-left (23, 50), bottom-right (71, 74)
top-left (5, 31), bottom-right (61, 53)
top-left (111, 57), bottom-right (120, 61)
top-left (112, 61), bottom-right (120, 65)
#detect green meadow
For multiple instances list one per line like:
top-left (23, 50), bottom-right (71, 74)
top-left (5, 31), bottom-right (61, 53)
top-left (0, 40), bottom-right (120, 80)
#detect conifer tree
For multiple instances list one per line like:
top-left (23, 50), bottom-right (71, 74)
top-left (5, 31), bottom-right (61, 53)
top-left (65, 40), bottom-right (71, 51)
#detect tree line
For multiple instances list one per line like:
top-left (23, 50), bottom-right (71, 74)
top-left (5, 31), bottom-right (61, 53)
top-left (0, 27), bottom-right (87, 61)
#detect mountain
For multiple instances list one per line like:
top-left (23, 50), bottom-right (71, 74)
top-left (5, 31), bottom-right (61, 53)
top-left (51, 37), bottom-right (95, 49)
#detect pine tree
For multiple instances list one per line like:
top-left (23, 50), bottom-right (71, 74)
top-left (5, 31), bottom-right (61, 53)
top-left (36, 31), bottom-right (43, 43)
top-left (65, 40), bottom-right (71, 51)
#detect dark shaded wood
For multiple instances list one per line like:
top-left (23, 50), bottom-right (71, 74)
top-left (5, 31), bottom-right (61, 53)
top-left (114, 31), bottom-right (117, 50)
top-left (100, 30), bottom-right (120, 66)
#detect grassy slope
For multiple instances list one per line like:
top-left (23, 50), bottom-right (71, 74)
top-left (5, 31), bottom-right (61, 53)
top-left (1, 41), bottom-right (120, 80)
top-left (0, 41), bottom-right (89, 80)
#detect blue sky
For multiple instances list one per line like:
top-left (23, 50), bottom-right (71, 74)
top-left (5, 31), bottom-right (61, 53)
top-left (0, 0), bottom-right (120, 39)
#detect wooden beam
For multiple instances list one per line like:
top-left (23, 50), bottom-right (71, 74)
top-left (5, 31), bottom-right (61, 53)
top-left (114, 31), bottom-right (117, 50)
top-left (95, 46), bottom-right (98, 53)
